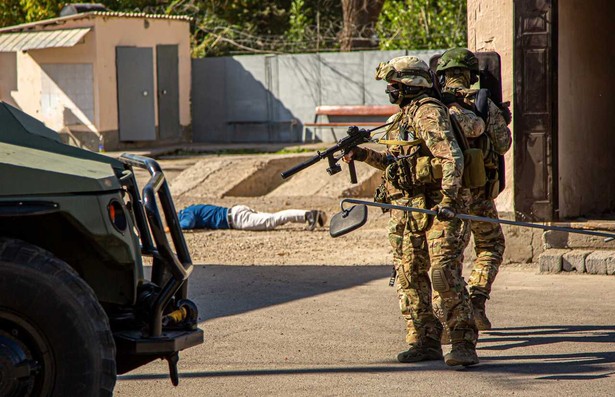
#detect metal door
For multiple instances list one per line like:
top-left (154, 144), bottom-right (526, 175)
top-left (156, 45), bottom-right (180, 140)
top-left (116, 46), bottom-right (156, 141)
top-left (514, 0), bottom-right (557, 221)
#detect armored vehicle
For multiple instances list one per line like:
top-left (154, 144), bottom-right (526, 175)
top-left (0, 102), bottom-right (203, 396)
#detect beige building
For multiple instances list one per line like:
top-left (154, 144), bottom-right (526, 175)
top-left (468, 0), bottom-right (615, 221)
top-left (0, 11), bottom-right (192, 151)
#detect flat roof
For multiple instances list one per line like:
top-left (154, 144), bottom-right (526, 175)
top-left (0, 11), bottom-right (191, 33)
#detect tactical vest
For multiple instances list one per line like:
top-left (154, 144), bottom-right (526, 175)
top-left (381, 97), bottom-right (447, 193)
top-left (443, 87), bottom-right (507, 196)
top-left (373, 113), bottom-right (405, 209)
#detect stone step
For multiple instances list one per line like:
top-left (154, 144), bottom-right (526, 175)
top-left (543, 221), bottom-right (615, 249)
top-left (538, 248), bottom-right (615, 275)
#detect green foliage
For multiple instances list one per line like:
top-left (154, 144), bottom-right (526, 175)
top-left (0, 0), bottom-right (164, 27)
top-left (0, 1), bottom-right (25, 27)
top-left (0, 0), bottom-right (61, 26)
top-left (0, 0), bottom-right (467, 55)
top-left (286, 0), bottom-right (311, 45)
top-left (377, 0), bottom-right (467, 50)
top-left (165, 1), bottom-right (295, 57)
top-left (170, 0), bottom-right (340, 57)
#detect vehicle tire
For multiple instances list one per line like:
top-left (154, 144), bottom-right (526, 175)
top-left (0, 238), bottom-right (116, 397)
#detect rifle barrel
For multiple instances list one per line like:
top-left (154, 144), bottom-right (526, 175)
top-left (279, 123), bottom-right (382, 180)
top-left (280, 155), bottom-right (322, 179)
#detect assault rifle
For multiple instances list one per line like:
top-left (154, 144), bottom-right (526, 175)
top-left (280, 123), bottom-right (391, 183)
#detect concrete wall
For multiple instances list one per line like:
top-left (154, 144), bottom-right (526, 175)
top-left (0, 15), bottom-right (191, 151)
top-left (191, 49), bottom-right (438, 143)
top-left (558, 0), bottom-right (615, 218)
top-left (467, 0), bottom-right (514, 214)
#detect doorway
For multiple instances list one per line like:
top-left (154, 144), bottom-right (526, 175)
top-left (514, 0), bottom-right (615, 221)
top-left (557, 0), bottom-right (615, 220)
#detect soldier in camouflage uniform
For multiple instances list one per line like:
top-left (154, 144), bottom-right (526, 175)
top-left (380, 107), bottom-right (480, 347)
top-left (435, 48), bottom-right (512, 331)
top-left (379, 113), bottom-right (418, 345)
top-left (344, 56), bottom-right (478, 366)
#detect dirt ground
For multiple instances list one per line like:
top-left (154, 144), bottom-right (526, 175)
top-left (143, 154), bottom-right (393, 267)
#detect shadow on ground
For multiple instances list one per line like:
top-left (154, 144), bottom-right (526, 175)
top-left (129, 265), bottom-right (615, 384)
top-left (121, 326), bottom-right (615, 382)
top-left (186, 264), bottom-right (390, 321)
top-left (477, 325), bottom-right (615, 379)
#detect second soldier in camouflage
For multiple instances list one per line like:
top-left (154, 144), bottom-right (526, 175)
top-left (436, 48), bottom-right (512, 332)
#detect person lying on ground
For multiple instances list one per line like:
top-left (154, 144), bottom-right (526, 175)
top-left (173, 204), bottom-right (327, 231)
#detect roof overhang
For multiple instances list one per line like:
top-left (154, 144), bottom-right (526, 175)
top-left (0, 27), bottom-right (91, 52)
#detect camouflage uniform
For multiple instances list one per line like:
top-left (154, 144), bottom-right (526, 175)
top-left (436, 48), bottom-right (512, 330)
top-left (380, 114), bottom-right (418, 344)
top-left (353, 56), bottom-right (478, 366)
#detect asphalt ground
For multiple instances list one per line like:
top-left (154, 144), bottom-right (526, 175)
top-left (114, 265), bottom-right (615, 396)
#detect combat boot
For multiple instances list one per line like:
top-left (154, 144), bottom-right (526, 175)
top-left (397, 338), bottom-right (443, 363)
top-left (444, 329), bottom-right (479, 367)
top-left (471, 295), bottom-right (492, 331)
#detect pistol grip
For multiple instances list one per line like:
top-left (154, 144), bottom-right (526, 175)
top-left (348, 160), bottom-right (357, 184)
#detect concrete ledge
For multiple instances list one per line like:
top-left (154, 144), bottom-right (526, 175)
top-left (538, 249), bottom-right (570, 273)
top-left (585, 251), bottom-right (614, 275)
top-left (562, 250), bottom-right (591, 273)
top-left (543, 228), bottom-right (615, 249)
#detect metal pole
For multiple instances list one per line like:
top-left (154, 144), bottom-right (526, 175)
top-left (340, 198), bottom-right (615, 242)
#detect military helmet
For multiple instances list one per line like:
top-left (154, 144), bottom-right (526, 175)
top-left (436, 48), bottom-right (479, 75)
top-left (375, 56), bottom-right (432, 88)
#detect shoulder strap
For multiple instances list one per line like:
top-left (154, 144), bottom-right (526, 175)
top-left (474, 88), bottom-right (491, 123)
top-left (377, 138), bottom-right (424, 146)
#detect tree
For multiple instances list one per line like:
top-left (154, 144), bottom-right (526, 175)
top-left (0, 0), bottom-right (467, 56)
top-left (376, 0), bottom-right (467, 50)
top-left (0, 0), bottom-right (162, 28)
top-left (0, 0), bottom-right (61, 27)
top-left (340, 0), bottom-right (385, 51)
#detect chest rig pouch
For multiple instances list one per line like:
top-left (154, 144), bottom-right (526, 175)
top-left (473, 89), bottom-right (506, 198)
top-left (373, 180), bottom-right (391, 213)
top-left (383, 103), bottom-right (434, 233)
top-left (382, 116), bottom-right (417, 192)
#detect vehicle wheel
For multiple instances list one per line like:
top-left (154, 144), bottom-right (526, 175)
top-left (0, 238), bottom-right (116, 397)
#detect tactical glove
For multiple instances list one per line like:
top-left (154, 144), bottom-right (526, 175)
top-left (346, 146), bottom-right (367, 162)
top-left (431, 196), bottom-right (456, 221)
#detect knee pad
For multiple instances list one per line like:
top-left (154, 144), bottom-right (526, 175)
top-left (431, 267), bottom-right (450, 293)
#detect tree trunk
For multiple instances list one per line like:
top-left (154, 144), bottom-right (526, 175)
top-left (340, 0), bottom-right (385, 51)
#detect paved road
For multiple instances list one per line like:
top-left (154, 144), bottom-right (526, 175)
top-left (115, 265), bottom-right (615, 396)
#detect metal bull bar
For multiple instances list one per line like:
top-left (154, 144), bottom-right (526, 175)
top-left (119, 153), bottom-right (193, 336)
top-left (338, 198), bottom-right (615, 242)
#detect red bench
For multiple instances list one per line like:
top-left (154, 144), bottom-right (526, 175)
top-left (303, 105), bottom-right (398, 141)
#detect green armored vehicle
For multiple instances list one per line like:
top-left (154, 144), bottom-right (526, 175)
top-left (0, 102), bottom-right (203, 396)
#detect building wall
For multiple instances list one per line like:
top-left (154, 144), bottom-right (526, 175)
top-left (467, 0), bottom-right (514, 213)
top-left (93, 17), bottom-right (191, 133)
top-left (0, 52), bottom-right (20, 108)
top-left (7, 18), bottom-right (97, 133)
top-left (0, 15), bottom-right (191, 151)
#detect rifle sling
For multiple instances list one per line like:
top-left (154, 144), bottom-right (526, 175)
top-left (377, 138), bottom-right (424, 146)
